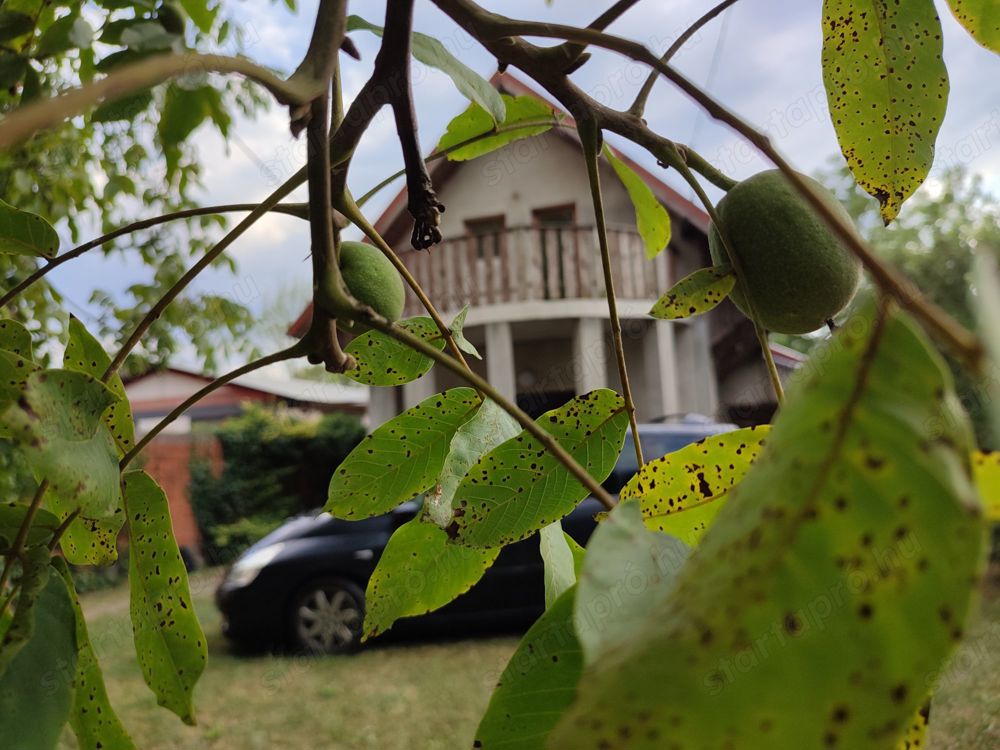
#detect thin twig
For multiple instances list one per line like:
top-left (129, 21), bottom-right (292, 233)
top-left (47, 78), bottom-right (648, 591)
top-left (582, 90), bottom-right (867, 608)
top-left (101, 176), bottom-right (304, 381)
top-left (0, 53), bottom-right (318, 151)
top-left (578, 120), bottom-right (644, 464)
top-left (629, 0), bottom-right (741, 116)
top-left (121, 343), bottom-right (308, 469)
top-left (0, 203), bottom-right (308, 310)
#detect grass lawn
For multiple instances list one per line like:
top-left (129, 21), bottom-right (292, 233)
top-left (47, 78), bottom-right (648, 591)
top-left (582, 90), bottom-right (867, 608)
top-left (61, 570), bottom-right (999, 750)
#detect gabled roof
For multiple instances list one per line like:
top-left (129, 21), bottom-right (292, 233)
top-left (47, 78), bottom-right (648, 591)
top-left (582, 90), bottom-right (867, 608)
top-left (124, 366), bottom-right (368, 407)
top-left (290, 72), bottom-right (709, 337)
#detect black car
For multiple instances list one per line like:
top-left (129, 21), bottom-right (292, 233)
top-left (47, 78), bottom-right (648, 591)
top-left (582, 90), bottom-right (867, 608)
top-left (215, 419), bottom-right (735, 653)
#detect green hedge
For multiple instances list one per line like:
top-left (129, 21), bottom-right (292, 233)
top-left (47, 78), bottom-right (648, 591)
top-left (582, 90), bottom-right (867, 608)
top-left (189, 405), bottom-right (365, 564)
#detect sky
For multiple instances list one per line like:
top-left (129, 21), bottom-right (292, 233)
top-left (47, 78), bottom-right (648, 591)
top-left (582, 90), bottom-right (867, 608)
top-left (46, 0), bottom-right (1000, 369)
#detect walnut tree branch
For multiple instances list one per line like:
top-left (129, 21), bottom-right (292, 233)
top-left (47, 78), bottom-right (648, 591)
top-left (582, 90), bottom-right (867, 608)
top-left (428, 0), bottom-right (984, 370)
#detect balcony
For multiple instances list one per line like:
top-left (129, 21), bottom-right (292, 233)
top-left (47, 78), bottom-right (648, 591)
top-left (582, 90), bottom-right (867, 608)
top-left (400, 224), bottom-right (673, 317)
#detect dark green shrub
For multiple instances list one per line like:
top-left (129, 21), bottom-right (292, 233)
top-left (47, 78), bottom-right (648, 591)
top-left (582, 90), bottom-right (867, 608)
top-left (189, 406), bottom-right (364, 564)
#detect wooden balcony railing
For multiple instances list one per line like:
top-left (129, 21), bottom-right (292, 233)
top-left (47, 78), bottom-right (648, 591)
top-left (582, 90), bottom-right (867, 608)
top-left (401, 224), bottom-right (672, 316)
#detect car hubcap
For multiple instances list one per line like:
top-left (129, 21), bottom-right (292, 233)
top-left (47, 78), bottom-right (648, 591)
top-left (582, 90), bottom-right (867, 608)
top-left (297, 588), bottom-right (361, 652)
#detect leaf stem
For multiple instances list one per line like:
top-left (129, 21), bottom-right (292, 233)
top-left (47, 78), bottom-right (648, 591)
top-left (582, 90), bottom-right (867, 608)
top-left (120, 343), bottom-right (308, 469)
top-left (628, 0), bottom-right (742, 116)
top-left (0, 203), bottom-right (308, 310)
top-left (578, 120), bottom-right (644, 465)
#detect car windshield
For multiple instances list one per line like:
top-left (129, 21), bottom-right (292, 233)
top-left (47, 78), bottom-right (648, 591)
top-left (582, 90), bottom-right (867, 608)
top-left (603, 431), bottom-right (714, 495)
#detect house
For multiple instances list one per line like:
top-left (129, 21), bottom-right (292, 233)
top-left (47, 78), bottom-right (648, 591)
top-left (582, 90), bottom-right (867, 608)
top-left (291, 72), bottom-right (797, 430)
top-left (124, 367), bottom-right (367, 554)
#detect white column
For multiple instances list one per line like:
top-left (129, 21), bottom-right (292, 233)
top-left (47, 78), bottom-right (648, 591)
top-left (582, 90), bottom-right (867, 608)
top-left (692, 318), bottom-right (719, 417)
top-left (367, 387), bottom-right (397, 429)
top-left (402, 370), bottom-right (437, 410)
top-left (642, 320), bottom-right (680, 420)
top-left (485, 321), bottom-right (516, 401)
top-left (573, 317), bottom-right (608, 395)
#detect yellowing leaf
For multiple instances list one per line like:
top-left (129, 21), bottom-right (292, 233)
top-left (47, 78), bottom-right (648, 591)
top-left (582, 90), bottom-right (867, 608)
top-left (973, 450), bottom-right (1000, 520)
top-left (650, 264), bottom-right (735, 320)
top-left (603, 144), bottom-right (671, 258)
top-left (621, 425), bottom-right (769, 545)
top-left (947, 0), bottom-right (1000, 53)
top-left (822, 0), bottom-right (949, 223)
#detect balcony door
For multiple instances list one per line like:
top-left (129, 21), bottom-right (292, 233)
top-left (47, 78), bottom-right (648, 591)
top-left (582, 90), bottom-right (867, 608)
top-left (465, 215), bottom-right (506, 305)
top-left (533, 204), bottom-right (575, 300)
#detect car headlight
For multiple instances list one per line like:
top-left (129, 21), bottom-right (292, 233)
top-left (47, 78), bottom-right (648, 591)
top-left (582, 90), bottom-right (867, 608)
top-left (226, 542), bottom-right (285, 587)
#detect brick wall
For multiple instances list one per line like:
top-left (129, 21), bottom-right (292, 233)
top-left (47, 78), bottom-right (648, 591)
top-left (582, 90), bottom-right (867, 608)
top-left (140, 435), bottom-right (222, 555)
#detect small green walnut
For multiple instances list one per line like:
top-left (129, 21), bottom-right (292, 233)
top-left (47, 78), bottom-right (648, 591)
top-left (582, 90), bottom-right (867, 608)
top-left (157, 2), bottom-right (187, 35)
top-left (337, 240), bottom-right (406, 323)
top-left (709, 169), bottom-right (862, 334)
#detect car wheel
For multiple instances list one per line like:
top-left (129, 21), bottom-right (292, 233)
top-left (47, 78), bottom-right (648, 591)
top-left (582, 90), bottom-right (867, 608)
top-left (288, 577), bottom-right (365, 654)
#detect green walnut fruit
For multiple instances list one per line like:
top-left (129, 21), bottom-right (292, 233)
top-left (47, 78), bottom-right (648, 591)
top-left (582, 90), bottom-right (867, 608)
top-left (338, 240), bottom-right (405, 323)
top-left (708, 169), bottom-right (862, 334)
top-left (157, 2), bottom-right (187, 35)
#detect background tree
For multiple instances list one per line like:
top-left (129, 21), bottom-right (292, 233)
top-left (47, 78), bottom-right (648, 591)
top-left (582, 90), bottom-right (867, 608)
top-left (0, 0), bottom-right (266, 370)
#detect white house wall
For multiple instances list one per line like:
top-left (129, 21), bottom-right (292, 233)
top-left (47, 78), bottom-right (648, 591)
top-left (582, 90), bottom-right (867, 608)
top-left (434, 130), bottom-right (641, 233)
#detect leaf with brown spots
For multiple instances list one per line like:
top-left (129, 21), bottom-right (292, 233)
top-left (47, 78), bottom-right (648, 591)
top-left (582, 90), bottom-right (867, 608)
top-left (450, 389), bottom-right (629, 548)
top-left (326, 388), bottom-right (481, 519)
top-left (0, 318), bottom-right (33, 359)
top-left (52, 558), bottom-right (137, 750)
top-left (343, 316), bottom-right (445, 387)
top-left (821, 0), bottom-right (949, 223)
top-left (621, 425), bottom-right (769, 545)
top-left (649, 265), bottom-right (735, 320)
top-left (0, 558), bottom-right (77, 750)
top-left (362, 517), bottom-right (497, 640)
top-left (550, 302), bottom-right (984, 749)
top-left (947, 0), bottom-right (1000, 53)
top-left (1, 369), bottom-right (124, 565)
top-left (475, 586), bottom-right (583, 750)
top-left (972, 450), bottom-right (1000, 520)
top-left (64, 316), bottom-right (135, 456)
top-left (125, 471), bottom-right (207, 726)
